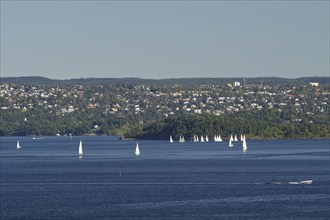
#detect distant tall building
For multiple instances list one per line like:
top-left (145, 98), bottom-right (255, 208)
top-left (234, 81), bottom-right (241, 87)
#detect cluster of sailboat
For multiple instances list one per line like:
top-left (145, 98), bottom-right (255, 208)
top-left (229, 134), bottom-right (247, 151)
top-left (170, 134), bottom-right (248, 151)
top-left (192, 135), bottom-right (209, 142)
top-left (214, 135), bottom-right (223, 142)
top-left (16, 133), bottom-right (246, 158)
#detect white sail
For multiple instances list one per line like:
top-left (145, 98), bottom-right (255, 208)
top-left (230, 135), bottom-right (234, 142)
top-left (200, 136), bottom-right (204, 142)
top-left (179, 136), bottom-right (185, 143)
top-left (229, 136), bottom-right (234, 147)
top-left (205, 135), bottom-right (209, 142)
top-left (16, 141), bottom-right (21, 149)
top-left (242, 135), bottom-right (247, 151)
top-left (169, 135), bottom-right (173, 143)
top-left (214, 135), bottom-right (217, 142)
top-left (135, 142), bottom-right (140, 156)
top-left (219, 135), bottom-right (223, 142)
top-left (193, 135), bottom-right (197, 142)
top-left (234, 135), bottom-right (238, 142)
top-left (78, 140), bottom-right (83, 156)
top-left (240, 134), bottom-right (244, 142)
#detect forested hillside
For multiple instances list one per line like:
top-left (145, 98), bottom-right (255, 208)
top-left (125, 110), bottom-right (329, 140)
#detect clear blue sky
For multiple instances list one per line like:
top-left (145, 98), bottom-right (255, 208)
top-left (1, 1), bottom-right (329, 79)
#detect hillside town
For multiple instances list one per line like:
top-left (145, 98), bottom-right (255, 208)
top-left (0, 81), bottom-right (328, 122)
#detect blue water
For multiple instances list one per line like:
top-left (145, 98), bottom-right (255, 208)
top-left (1, 137), bottom-right (329, 219)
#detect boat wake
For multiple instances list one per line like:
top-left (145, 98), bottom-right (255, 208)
top-left (273, 179), bottom-right (313, 185)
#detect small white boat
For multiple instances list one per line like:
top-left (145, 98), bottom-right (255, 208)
top-left (169, 135), bottom-right (173, 143)
top-left (135, 142), bottom-right (140, 156)
top-left (179, 136), bottom-right (185, 143)
top-left (242, 135), bottom-right (247, 152)
top-left (78, 140), bottom-right (83, 157)
top-left (300, 180), bottom-right (313, 184)
top-left (229, 136), bottom-right (234, 147)
top-left (205, 135), bottom-right (209, 142)
top-left (200, 136), bottom-right (204, 142)
top-left (16, 141), bottom-right (21, 149)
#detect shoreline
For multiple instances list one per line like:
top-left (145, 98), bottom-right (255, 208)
top-left (1, 135), bottom-right (329, 141)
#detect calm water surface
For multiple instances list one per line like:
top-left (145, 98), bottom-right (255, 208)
top-left (1, 137), bottom-right (329, 219)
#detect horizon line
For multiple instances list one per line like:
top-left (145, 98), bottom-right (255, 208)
top-left (2, 75), bottom-right (329, 81)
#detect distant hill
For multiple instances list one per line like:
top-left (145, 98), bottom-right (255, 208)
top-left (1, 76), bottom-right (329, 86)
top-left (0, 76), bottom-right (57, 84)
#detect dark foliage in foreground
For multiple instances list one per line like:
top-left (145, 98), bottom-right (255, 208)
top-left (125, 110), bottom-right (330, 140)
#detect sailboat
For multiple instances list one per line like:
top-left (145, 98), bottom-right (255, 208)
top-left (205, 135), bottom-right (209, 142)
top-left (78, 140), bottom-right (83, 157)
top-left (230, 135), bottom-right (234, 142)
top-left (135, 142), bottom-right (140, 156)
top-left (229, 135), bottom-right (234, 147)
top-left (215, 135), bottom-right (222, 142)
top-left (242, 135), bottom-right (247, 152)
top-left (169, 135), bottom-right (173, 143)
top-left (179, 136), bottom-right (185, 143)
top-left (200, 136), bottom-right (204, 142)
top-left (16, 141), bottom-right (21, 149)
top-left (234, 135), bottom-right (238, 142)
